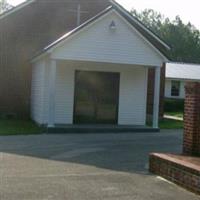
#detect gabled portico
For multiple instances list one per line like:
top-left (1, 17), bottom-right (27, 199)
top-left (31, 6), bottom-right (168, 130)
top-left (46, 59), bottom-right (161, 129)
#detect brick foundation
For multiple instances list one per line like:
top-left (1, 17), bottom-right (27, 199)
top-left (149, 153), bottom-right (200, 194)
top-left (183, 82), bottom-right (200, 156)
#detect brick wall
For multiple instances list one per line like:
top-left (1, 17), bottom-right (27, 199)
top-left (0, 0), bottom-right (110, 118)
top-left (149, 82), bottom-right (200, 195)
top-left (149, 153), bottom-right (200, 195)
top-left (183, 82), bottom-right (200, 156)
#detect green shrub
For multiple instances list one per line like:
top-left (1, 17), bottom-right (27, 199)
top-left (164, 98), bottom-right (184, 112)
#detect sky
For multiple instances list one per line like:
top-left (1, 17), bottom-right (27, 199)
top-left (8, 0), bottom-right (200, 30)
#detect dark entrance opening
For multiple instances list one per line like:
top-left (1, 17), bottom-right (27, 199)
top-left (73, 70), bottom-right (120, 124)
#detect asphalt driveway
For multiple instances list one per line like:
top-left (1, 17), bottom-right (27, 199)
top-left (0, 130), bottom-right (199, 200)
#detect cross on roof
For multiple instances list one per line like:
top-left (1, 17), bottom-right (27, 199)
top-left (67, 4), bottom-right (88, 26)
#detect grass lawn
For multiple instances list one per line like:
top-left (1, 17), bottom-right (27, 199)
top-left (159, 118), bottom-right (183, 129)
top-left (147, 118), bottom-right (183, 129)
top-left (0, 119), bottom-right (44, 136)
top-left (165, 111), bottom-right (184, 118)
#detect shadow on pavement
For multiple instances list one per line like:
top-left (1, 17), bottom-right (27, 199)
top-left (0, 130), bottom-right (183, 174)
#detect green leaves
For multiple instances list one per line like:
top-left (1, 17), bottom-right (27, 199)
top-left (131, 8), bottom-right (200, 63)
top-left (0, 0), bottom-right (12, 14)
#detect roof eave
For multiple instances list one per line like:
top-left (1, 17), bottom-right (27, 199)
top-left (109, 0), bottom-right (171, 51)
top-left (166, 77), bottom-right (200, 82)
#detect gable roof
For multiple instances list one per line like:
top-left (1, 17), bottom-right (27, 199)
top-left (42, 6), bottom-right (114, 53)
top-left (32, 4), bottom-right (170, 61)
top-left (0, 0), bottom-right (170, 60)
top-left (166, 62), bottom-right (200, 81)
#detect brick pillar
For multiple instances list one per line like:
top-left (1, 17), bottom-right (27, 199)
top-left (146, 63), bottom-right (165, 118)
top-left (183, 82), bottom-right (200, 156)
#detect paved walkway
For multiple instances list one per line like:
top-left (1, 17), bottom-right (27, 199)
top-left (0, 130), bottom-right (199, 200)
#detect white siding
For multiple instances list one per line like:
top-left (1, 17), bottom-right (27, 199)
top-left (180, 81), bottom-right (186, 99)
top-left (43, 61), bottom-right (50, 124)
top-left (118, 68), bottom-right (147, 125)
top-left (51, 10), bottom-right (164, 67)
top-left (54, 66), bottom-right (75, 124)
top-left (31, 59), bottom-right (46, 124)
top-left (32, 60), bottom-right (148, 125)
top-left (165, 79), bottom-right (186, 99)
top-left (51, 61), bottom-right (148, 125)
top-left (165, 79), bottom-right (171, 99)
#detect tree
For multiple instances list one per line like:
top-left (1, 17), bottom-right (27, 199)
top-left (0, 0), bottom-right (12, 14)
top-left (131, 9), bottom-right (200, 63)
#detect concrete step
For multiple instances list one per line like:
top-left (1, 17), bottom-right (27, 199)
top-left (47, 125), bottom-right (159, 134)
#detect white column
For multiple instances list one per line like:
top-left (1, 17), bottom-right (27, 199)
top-left (153, 67), bottom-right (161, 128)
top-left (48, 59), bottom-right (56, 127)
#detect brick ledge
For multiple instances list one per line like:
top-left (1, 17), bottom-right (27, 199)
top-left (149, 153), bottom-right (200, 194)
top-left (150, 153), bottom-right (200, 173)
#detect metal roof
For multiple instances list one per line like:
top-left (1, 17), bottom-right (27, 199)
top-left (166, 62), bottom-right (200, 81)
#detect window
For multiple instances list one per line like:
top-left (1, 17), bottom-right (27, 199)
top-left (171, 81), bottom-right (180, 97)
